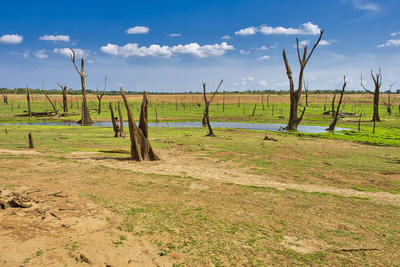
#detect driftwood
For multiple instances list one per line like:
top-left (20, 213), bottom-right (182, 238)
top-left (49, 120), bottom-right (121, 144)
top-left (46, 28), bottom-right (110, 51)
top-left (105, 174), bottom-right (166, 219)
top-left (333, 248), bottom-right (380, 253)
top-left (263, 134), bottom-right (278, 141)
top-left (15, 111), bottom-right (60, 117)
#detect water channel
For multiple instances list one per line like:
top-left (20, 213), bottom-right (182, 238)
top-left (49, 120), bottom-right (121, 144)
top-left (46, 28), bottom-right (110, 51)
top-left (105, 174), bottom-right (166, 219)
top-left (2, 121), bottom-right (348, 134)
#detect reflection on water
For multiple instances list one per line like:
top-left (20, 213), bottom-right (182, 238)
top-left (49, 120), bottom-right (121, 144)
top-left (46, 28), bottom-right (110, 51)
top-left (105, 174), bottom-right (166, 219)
top-left (1, 121), bottom-right (348, 133)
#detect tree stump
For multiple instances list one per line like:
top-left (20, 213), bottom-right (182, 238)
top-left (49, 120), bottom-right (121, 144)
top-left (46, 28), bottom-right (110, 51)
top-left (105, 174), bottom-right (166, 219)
top-left (120, 88), bottom-right (160, 162)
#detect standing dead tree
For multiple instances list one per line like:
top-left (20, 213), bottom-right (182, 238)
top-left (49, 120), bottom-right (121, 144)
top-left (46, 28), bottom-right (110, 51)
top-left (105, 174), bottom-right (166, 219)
top-left (283, 30), bottom-right (323, 131)
top-left (70, 48), bottom-right (93, 125)
top-left (120, 88), bottom-right (160, 161)
top-left (57, 83), bottom-right (68, 113)
top-left (383, 82), bottom-right (395, 115)
top-left (331, 94), bottom-right (336, 118)
top-left (41, 79), bottom-right (60, 117)
top-left (97, 76), bottom-right (107, 114)
top-left (203, 80), bottom-right (223, 137)
top-left (327, 76), bottom-right (346, 132)
top-left (109, 102), bottom-right (121, 137)
top-left (304, 82), bottom-right (309, 107)
top-left (360, 69), bottom-right (382, 122)
top-left (118, 100), bottom-right (125, 137)
top-left (2, 93), bottom-right (8, 104)
top-left (26, 85), bottom-right (32, 119)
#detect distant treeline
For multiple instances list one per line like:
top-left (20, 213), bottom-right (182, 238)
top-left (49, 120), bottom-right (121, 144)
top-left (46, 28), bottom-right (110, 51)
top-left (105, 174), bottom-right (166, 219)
top-left (0, 87), bottom-right (398, 95)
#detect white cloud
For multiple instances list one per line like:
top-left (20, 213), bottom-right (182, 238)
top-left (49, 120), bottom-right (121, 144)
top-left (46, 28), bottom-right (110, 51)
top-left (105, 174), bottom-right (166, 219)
top-left (222, 35), bottom-right (231, 39)
top-left (39, 34), bottom-right (70, 42)
top-left (242, 77), bottom-right (254, 82)
top-left (259, 80), bottom-right (268, 86)
top-left (0, 34), bottom-right (23, 44)
top-left (298, 40), bottom-right (310, 48)
top-left (341, 0), bottom-right (379, 12)
top-left (235, 26), bottom-right (257, 36)
top-left (168, 33), bottom-right (182, 37)
top-left (100, 42), bottom-right (234, 58)
top-left (259, 46), bottom-right (268, 50)
top-left (53, 48), bottom-right (86, 58)
top-left (236, 22), bottom-right (321, 37)
top-left (10, 50), bottom-right (29, 58)
top-left (257, 55), bottom-right (270, 60)
top-left (377, 39), bottom-right (400, 48)
top-left (240, 50), bottom-right (250, 54)
top-left (391, 31), bottom-right (400, 36)
top-left (35, 49), bottom-right (48, 59)
top-left (319, 40), bottom-right (331, 46)
top-left (126, 26), bottom-right (150, 34)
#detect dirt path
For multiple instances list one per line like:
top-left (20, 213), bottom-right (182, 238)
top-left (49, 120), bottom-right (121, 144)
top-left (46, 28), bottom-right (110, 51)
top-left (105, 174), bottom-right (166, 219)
top-left (70, 148), bottom-right (400, 206)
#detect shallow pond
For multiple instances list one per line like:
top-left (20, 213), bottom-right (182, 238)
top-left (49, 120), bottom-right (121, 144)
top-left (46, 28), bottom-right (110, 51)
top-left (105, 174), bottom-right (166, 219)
top-left (1, 121), bottom-right (348, 134)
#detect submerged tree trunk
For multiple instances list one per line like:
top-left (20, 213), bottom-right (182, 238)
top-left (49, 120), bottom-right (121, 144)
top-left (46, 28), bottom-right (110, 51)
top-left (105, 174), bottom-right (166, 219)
top-left (120, 88), bottom-right (160, 161)
top-left (70, 48), bottom-right (93, 125)
top-left (327, 77), bottom-right (346, 132)
top-left (283, 31), bottom-right (323, 131)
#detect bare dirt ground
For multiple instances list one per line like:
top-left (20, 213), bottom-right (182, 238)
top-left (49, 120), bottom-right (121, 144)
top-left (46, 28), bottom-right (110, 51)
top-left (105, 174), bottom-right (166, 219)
top-left (1, 142), bottom-right (400, 266)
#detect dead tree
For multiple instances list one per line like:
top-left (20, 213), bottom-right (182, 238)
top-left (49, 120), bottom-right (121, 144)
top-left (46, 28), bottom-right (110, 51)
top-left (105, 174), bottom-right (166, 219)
top-left (2, 94), bottom-right (8, 104)
top-left (109, 102), bottom-right (120, 137)
top-left (360, 69), bottom-right (382, 122)
top-left (327, 76), bottom-right (346, 132)
top-left (283, 30), bottom-right (324, 131)
top-left (57, 83), bottom-right (68, 113)
top-left (97, 76), bottom-right (107, 114)
top-left (42, 79), bottom-right (60, 117)
top-left (120, 88), bottom-right (160, 161)
top-left (331, 94), bottom-right (336, 118)
top-left (203, 80), bottom-right (223, 137)
top-left (28, 133), bottom-right (34, 148)
top-left (384, 83), bottom-right (395, 115)
top-left (70, 48), bottom-right (93, 125)
top-left (26, 85), bottom-right (32, 119)
top-left (304, 82), bottom-right (309, 107)
top-left (118, 100), bottom-right (125, 137)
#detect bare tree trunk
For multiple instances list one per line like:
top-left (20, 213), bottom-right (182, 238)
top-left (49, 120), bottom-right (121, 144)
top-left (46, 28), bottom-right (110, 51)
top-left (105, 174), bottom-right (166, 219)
top-left (120, 88), bottom-right (159, 161)
top-left (283, 30), bottom-right (324, 131)
top-left (28, 133), bottom-right (34, 148)
top-left (304, 82), bottom-right (309, 107)
top-left (331, 94), bottom-right (336, 119)
top-left (118, 100), bottom-right (125, 138)
top-left (96, 76), bottom-right (107, 114)
top-left (361, 69), bottom-right (382, 122)
top-left (327, 77), bottom-right (346, 132)
top-left (57, 83), bottom-right (68, 113)
top-left (70, 48), bottom-right (93, 125)
top-left (26, 85), bottom-right (32, 119)
top-left (109, 102), bottom-right (120, 137)
top-left (2, 94), bottom-right (8, 104)
top-left (42, 79), bottom-right (60, 117)
top-left (203, 80), bottom-right (223, 137)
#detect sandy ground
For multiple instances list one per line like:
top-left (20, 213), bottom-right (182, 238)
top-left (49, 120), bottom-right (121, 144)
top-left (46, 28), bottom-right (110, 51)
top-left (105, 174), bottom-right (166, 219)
top-left (1, 145), bottom-right (399, 266)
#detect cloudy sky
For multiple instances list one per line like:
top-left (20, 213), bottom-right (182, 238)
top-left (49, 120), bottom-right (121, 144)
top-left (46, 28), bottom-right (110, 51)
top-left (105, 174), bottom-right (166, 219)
top-left (0, 0), bottom-right (399, 92)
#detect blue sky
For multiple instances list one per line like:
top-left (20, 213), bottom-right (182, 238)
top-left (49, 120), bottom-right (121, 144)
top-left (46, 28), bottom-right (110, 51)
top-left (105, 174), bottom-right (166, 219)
top-left (0, 0), bottom-right (399, 92)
